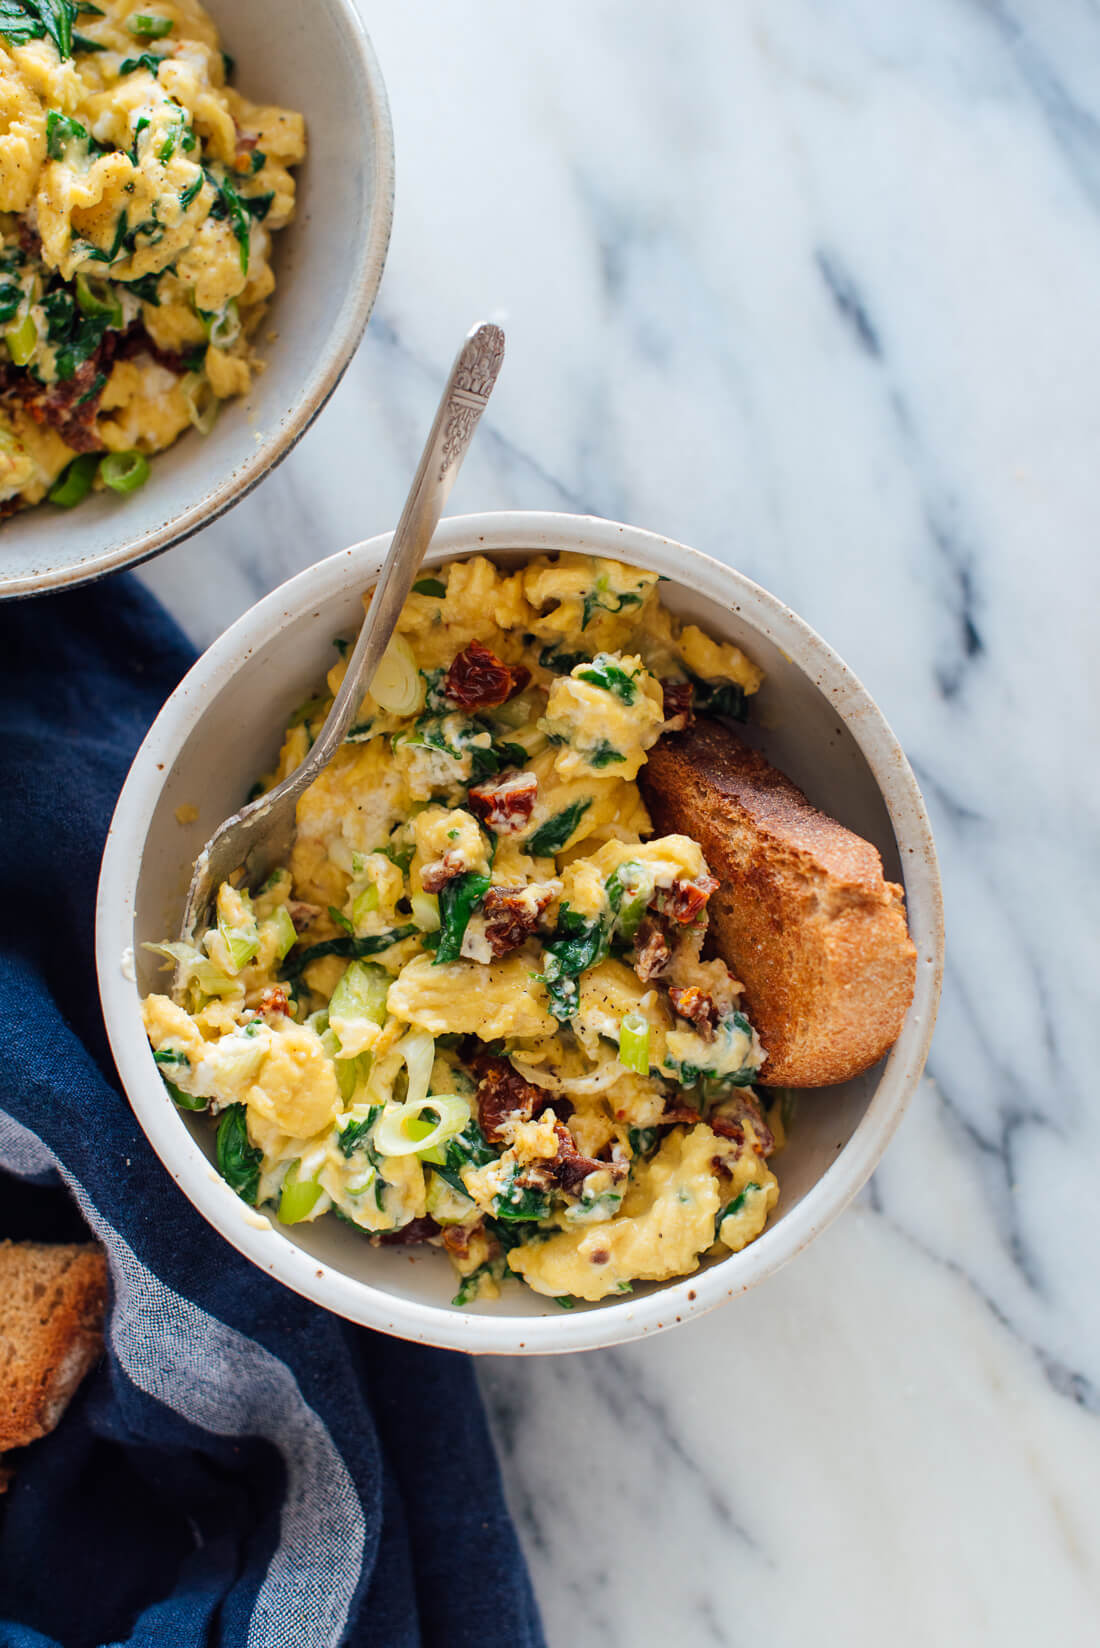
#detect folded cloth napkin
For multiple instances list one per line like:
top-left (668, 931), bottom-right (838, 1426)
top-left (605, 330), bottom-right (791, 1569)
top-left (0, 576), bottom-right (544, 1648)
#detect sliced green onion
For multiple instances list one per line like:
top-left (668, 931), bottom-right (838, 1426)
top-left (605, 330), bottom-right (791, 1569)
top-left (75, 272), bottom-right (122, 327)
top-left (425, 1171), bottom-right (476, 1224)
top-left (181, 371), bottom-right (219, 434)
top-left (217, 898), bottom-right (259, 974)
top-left (618, 1010), bottom-right (650, 1074)
top-left (373, 1095), bottom-right (471, 1160)
top-left (328, 960), bottom-right (389, 1033)
top-left (48, 452), bottom-right (99, 508)
top-left (264, 905), bottom-right (297, 962)
top-left (410, 890), bottom-right (440, 932)
top-left (351, 883), bottom-right (379, 927)
top-left (162, 1077), bottom-right (206, 1111)
top-left (100, 449), bottom-right (151, 494)
top-left (335, 1051), bottom-right (372, 1103)
top-left (5, 311), bottom-right (37, 367)
top-left (127, 13), bottom-right (174, 37)
top-left (205, 298), bottom-right (240, 348)
top-left (278, 1160), bottom-right (323, 1224)
top-left (400, 1029), bottom-right (436, 1108)
top-left (370, 633), bottom-right (423, 715)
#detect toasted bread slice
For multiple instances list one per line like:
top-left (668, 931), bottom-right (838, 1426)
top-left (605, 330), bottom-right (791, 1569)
top-left (640, 718), bottom-right (916, 1086)
top-left (0, 1241), bottom-right (108, 1454)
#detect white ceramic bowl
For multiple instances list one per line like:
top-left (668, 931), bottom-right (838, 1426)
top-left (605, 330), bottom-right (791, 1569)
top-left (0, 0), bottom-right (393, 599)
top-left (97, 513), bottom-right (944, 1353)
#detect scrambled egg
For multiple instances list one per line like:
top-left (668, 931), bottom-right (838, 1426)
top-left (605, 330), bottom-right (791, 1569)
top-left (142, 552), bottom-right (782, 1307)
top-left (0, 1), bottom-right (304, 515)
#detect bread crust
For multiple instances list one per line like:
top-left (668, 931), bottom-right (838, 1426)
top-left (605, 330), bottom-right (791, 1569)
top-left (0, 1241), bottom-right (108, 1452)
top-left (640, 718), bottom-right (917, 1087)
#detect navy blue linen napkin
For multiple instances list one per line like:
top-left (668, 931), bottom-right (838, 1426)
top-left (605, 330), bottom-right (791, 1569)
top-left (0, 576), bottom-right (544, 1648)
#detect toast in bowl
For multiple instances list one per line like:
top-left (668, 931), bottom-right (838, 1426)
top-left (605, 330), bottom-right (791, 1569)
top-left (640, 717), bottom-right (917, 1087)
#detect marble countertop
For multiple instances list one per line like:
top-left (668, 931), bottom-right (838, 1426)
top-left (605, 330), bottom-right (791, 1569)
top-left (141, 2), bottom-right (1099, 1643)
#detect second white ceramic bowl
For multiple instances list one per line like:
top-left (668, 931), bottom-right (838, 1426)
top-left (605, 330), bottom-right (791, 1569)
top-left (96, 513), bottom-right (943, 1353)
top-left (0, 0), bottom-right (393, 598)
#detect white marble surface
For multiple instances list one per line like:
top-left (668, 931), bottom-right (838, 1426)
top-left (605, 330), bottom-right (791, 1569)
top-left (140, 2), bottom-right (1100, 1642)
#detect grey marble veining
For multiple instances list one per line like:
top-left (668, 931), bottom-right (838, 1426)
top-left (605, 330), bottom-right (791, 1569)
top-left (140, 2), bottom-right (1100, 1642)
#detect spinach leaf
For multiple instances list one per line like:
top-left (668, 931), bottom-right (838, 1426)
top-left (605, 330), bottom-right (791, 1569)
top-left (118, 48), bottom-right (165, 74)
top-left (53, 311), bottom-right (108, 379)
top-left (71, 29), bottom-right (102, 49)
top-left (249, 148), bottom-right (267, 174)
top-left (576, 656), bottom-right (637, 703)
top-left (127, 270), bottom-right (162, 304)
top-left (164, 1079), bottom-right (206, 1112)
top-left (581, 584), bottom-right (642, 630)
top-left (281, 926), bottom-right (417, 983)
top-left (538, 645), bottom-right (588, 674)
top-left (430, 1125), bottom-right (497, 1202)
top-left (206, 168), bottom-right (250, 273)
top-left (446, 1120), bottom-right (495, 1170)
top-left (493, 1166), bottom-right (550, 1222)
top-left (179, 173), bottom-right (204, 210)
top-left (537, 903), bottom-right (607, 1022)
top-left (0, 0), bottom-right (76, 56)
top-left (0, 284), bottom-right (21, 324)
top-left (216, 1104), bottom-right (262, 1204)
top-left (717, 1182), bottom-right (759, 1229)
top-left (243, 190), bottom-right (274, 222)
top-left (413, 577), bottom-right (446, 597)
top-left (81, 208), bottom-right (127, 265)
top-left (485, 1214), bottom-right (543, 1251)
top-left (46, 109), bottom-right (92, 159)
top-left (434, 872), bottom-right (490, 965)
top-left (493, 740), bottom-right (529, 769)
top-left (526, 799), bottom-right (590, 858)
top-left (40, 287), bottom-right (74, 342)
top-left (337, 1107), bottom-right (381, 1159)
top-left (627, 1125), bottom-right (659, 1159)
top-left (589, 740), bottom-right (625, 768)
top-left (690, 674), bottom-right (747, 723)
top-left (451, 1264), bottom-right (491, 1307)
top-left (153, 1047), bottom-right (189, 1069)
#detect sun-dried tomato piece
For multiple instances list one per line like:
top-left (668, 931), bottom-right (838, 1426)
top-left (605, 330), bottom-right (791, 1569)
top-left (711, 1093), bottom-right (774, 1156)
top-left (661, 680), bottom-right (694, 730)
top-left (482, 883), bottom-right (555, 957)
top-left (657, 874), bottom-right (720, 925)
top-left (374, 1216), bottom-right (441, 1245)
top-left (443, 641), bottom-right (528, 709)
top-left (473, 1054), bottom-right (550, 1145)
top-left (668, 984), bottom-right (719, 1040)
top-left (419, 850), bottom-right (467, 894)
top-left (441, 1225), bottom-right (478, 1259)
top-left (548, 1122), bottom-right (628, 1195)
top-left (468, 770), bottom-right (538, 834)
top-left (661, 1104), bottom-right (704, 1127)
top-left (633, 916), bottom-right (671, 982)
top-left (257, 985), bottom-right (289, 1018)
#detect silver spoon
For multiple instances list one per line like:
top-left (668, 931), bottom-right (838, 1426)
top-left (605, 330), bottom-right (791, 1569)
top-left (178, 320), bottom-right (506, 945)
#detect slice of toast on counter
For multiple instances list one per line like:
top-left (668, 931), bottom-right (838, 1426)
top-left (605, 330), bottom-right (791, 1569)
top-left (0, 1241), bottom-right (108, 1464)
top-left (640, 717), bottom-right (917, 1087)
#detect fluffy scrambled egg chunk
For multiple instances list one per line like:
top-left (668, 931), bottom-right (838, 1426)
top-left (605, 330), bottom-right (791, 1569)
top-left (141, 552), bottom-right (781, 1307)
top-left (0, 1), bottom-right (304, 519)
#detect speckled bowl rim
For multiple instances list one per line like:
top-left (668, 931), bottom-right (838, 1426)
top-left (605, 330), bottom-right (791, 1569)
top-left (96, 512), bottom-right (944, 1354)
top-left (1, 1), bottom-right (394, 600)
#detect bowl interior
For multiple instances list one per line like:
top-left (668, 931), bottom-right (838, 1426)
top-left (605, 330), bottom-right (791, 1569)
top-left (0, 0), bottom-right (392, 597)
top-left (127, 527), bottom-right (919, 1327)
